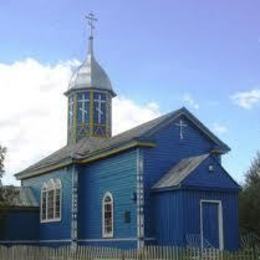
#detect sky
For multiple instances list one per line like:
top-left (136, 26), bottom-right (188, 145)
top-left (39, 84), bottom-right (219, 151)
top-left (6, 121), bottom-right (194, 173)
top-left (0, 0), bottom-right (259, 185)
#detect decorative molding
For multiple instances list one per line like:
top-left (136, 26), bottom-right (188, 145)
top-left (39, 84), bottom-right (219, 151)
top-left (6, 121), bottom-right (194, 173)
top-left (71, 165), bottom-right (78, 250)
top-left (136, 148), bottom-right (145, 249)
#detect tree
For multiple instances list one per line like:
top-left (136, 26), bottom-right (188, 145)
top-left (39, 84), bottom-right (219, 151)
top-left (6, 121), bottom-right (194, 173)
top-left (0, 145), bottom-right (6, 180)
top-left (239, 151), bottom-right (260, 238)
top-left (0, 145), bottom-right (7, 238)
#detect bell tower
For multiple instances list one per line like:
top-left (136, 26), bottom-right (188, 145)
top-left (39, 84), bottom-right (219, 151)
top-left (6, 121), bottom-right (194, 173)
top-left (65, 13), bottom-right (116, 144)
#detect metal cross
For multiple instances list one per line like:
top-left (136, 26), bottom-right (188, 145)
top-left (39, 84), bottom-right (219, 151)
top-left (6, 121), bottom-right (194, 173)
top-left (85, 12), bottom-right (98, 37)
top-left (175, 119), bottom-right (187, 140)
top-left (94, 94), bottom-right (106, 124)
top-left (78, 94), bottom-right (89, 123)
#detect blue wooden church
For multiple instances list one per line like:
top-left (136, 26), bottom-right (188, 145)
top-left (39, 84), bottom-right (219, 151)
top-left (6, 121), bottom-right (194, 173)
top-left (1, 17), bottom-right (240, 250)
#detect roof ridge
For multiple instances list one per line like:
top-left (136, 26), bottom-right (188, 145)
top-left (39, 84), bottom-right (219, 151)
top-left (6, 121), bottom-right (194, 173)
top-left (110, 109), bottom-right (178, 141)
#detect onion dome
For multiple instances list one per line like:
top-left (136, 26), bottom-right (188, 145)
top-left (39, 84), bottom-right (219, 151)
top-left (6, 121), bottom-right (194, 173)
top-left (65, 36), bottom-right (116, 97)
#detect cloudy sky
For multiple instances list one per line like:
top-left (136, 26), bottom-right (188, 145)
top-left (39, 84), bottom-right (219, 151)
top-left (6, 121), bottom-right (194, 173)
top-left (0, 0), bottom-right (259, 185)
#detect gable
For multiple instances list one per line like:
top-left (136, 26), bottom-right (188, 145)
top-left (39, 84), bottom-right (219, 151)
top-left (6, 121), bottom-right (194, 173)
top-left (182, 156), bottom-right (240, 191)
top-left (152, 155), bottom-right (240, 192)
top-left (143, 108), bottom-right (230, 153)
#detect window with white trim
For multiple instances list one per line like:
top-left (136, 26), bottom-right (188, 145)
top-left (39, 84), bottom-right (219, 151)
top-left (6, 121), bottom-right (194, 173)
top-left (102, 192), bottom-right (113, 238)
top-left (41, 179), bottom-right (62, 223)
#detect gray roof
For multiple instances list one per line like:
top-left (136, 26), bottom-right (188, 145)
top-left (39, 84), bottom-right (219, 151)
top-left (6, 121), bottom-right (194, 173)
top-left (15, 107), bottom-right (230, 180)
top-left (16, 110), bottom-right (175, 178)
top-left (0, 186), bottom-right (38, 208)
top-left (66, 37), bottom-right (116, 97)
top-left (153, 154), bottom-right (209, 190)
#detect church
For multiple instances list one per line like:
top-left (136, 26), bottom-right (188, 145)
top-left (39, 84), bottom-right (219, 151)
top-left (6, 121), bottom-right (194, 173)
top-left (1, 15), bottom-right (240, 250)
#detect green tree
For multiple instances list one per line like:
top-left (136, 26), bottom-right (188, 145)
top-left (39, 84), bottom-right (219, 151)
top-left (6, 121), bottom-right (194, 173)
top-left (0, 145), bottom-right (7, 238)
top-left (239, 151), bottom-right (260, 237)
top-left (0, 145), bottom-right (6, 180)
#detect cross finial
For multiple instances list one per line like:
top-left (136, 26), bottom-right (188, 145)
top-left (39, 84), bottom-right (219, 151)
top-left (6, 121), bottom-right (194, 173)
top-left (85, 12), bottom-right (98, 38)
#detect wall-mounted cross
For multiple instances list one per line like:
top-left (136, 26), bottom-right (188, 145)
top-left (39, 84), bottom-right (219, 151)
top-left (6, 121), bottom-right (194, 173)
top-left (85, 12), bottom-right (98, 37)
top-left (175, 119), bottom-right (187, 140)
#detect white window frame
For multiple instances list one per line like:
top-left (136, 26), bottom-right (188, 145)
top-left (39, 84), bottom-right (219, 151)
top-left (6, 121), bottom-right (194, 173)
top-left (200, 200), bottom-right (224, 250)
top-left (40, 183), bottom-right (47, 221)
top-left (102, 192), bottom-right (114, 238)
top-left (40, 178), bottom-right (62, 223)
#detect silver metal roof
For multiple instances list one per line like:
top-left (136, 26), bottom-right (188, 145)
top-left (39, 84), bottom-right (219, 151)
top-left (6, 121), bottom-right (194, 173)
top-left (67, 37), bottom-right (116, 97)
top-left (153, 154), bottom-right (209, 190)
top-left (1, 186), bottom-right (38, 208)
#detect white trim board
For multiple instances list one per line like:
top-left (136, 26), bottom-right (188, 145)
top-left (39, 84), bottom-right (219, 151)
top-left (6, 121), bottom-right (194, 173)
top-left (78, 237), bottom-right (155, 242)
top-left (78, 238), bottom-right (137, 242)
top-left (0, 239), bottom-right (71, 244)
top-left (0, 237), bottom-right (156, 244)
top-left (200, 200), bottom-right (224, 250)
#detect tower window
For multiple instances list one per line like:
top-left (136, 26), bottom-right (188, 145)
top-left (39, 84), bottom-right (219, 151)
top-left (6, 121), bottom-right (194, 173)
top-left (102, 192), bottom-right (113, 238)
top-left (94, 93), bottom-right (107, 125)
top-left (41, 179), bottom-right (62, 223)
top-left (77, 93), bottom-right (90, 124)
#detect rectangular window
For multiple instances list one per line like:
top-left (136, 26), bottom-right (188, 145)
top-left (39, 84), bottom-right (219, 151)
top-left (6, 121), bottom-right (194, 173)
top-left (55, 188), bottom-right (61, 219)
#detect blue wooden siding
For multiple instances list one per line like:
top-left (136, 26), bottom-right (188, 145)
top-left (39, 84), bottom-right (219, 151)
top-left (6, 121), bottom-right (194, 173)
top-left (78, 149), bottom-right (137, 249)
top-left (153, 190), bottom-right (184, 246)
top-left (183, 156), bottom-right (240, 191)
top-left (0, 210), bottom-right (39, 242)
top-left (22, 167), bottom-right (72, 242)
top-left (143, 115), bottom-right (218, 238)
top-left (153, 190), bottom-right (239, 251)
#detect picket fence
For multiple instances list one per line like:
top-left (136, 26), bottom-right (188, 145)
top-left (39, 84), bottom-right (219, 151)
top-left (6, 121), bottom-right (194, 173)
top-left (0, 245), bottom-right (259, 260)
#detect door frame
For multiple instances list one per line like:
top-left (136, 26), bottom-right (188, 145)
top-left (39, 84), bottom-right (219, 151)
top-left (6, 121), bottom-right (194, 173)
top-left (200, 200), bottom-right (224, 250)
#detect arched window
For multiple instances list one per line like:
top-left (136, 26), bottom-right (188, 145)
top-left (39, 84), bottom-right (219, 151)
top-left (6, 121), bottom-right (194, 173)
top-left (41, 178), bottom-right (62, 223)
top-left (102, 192), bottom-right (113, 238)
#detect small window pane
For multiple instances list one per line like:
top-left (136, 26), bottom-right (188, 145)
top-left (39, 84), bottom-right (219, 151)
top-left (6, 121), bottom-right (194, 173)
top-left (55, 188), bottom-right (61, 219)
top-left (47, 190), bottom-right (55, 219)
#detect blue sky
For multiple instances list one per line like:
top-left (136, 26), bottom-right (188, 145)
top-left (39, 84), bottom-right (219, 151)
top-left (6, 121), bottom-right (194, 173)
top-left (0, 0), bottom-right (259, 184)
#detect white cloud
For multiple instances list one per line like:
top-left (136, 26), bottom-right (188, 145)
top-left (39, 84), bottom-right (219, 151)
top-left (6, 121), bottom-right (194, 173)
top-left (113, 97), bottom-right (160, 134)
top-left (212, 123), bottom-right (228, 135)
top-left (182, 93), bottom-right (199, 110)
top-left (231, 88), bottom-right (260, 109)
top-left (0, 58), bottom-right (161, 185)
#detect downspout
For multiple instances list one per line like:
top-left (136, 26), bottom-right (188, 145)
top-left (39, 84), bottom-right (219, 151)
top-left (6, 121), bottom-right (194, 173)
top-left (136, 148), bottom-right (145, 249)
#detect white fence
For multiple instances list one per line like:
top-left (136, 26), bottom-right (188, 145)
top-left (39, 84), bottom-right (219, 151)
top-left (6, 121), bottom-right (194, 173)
top-left (0, 245), bottom-right (259, 260)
